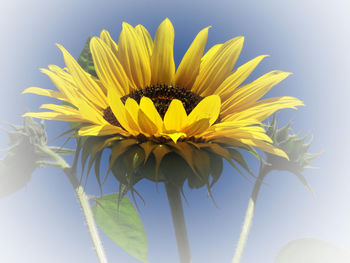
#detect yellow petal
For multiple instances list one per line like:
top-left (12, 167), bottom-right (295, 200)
top-left (117, 22), bottom-right (151, 88)
top-left (22, 87), bottom-right (66, 101)
top-left (240, 138), bottom-right (289, 159)
top-left (205, 119), bottom-right (261, 133)
top-left (222, 70), bottom-right (292, 114)
top-left (175, 26), bottom-right (210, 89)
top-left (183, 118), bottom-right (210, 137)
top-left (163, 99), bottom-right (187, 131)
top-left (47, 65), bottom-right (75, 85)
top-left (138, 108), bottom-right (158, 136)
top-left (41, 100), bottom-right (104, 125)
top-left (90, 37), bottom-right (130, 96)
top-left (135, 24), bottom-right (153, 58)
top-left (224, 96), bottom-right (304, 122)
top-left (200, 44), bottom-right (222, 69)
top-left (40, 68), bottom-right (79, 105)
top-left (56, 44), bottom-right (107, 109)
top-left (124, 98), bottom-right (140, 132)
top-left (78, 124), bottom-right (127, 136)
top-left (205, 126), bottom-right (272, 143)
top-left (107, 89), bottom-right (136, 134)
top-left (151, 18), bottom-right (175, 86)
top-left (100, 30), bottom-right (119, 56)
top-left (38, 69), bottom-right (103, 123)
top-left (40, 104), bottom-right (79, 114)
top-left (22, 111), bottom-right (85, 122)
top-left (187, 95), bottom-right (221, 126)
top-left (160, 131), bottom-right (186, 143)
top-left (139, 97), bottom-right (163, 132)
top-left (192, 37), bottom-right (244, 96)
top-left (215, 55), bottom-right (268, 99)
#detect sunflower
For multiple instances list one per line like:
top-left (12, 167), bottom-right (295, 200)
top-left (22, 18), bottom-right (303, 192)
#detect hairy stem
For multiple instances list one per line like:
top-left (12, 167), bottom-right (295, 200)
top-left (165, 182), bottom-right (192, 263)
top-left (40, 146), bottom-right (108, 263)
top-left (232, 165), bottom-right (270, 263)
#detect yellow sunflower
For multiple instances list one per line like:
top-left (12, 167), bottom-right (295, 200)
top-left (22, 18), bottom-right (303, 191)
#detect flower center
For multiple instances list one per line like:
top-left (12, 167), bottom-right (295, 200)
top-left (103, 84), bottom-right (203, 126)
top-left (122, 84), bottom-right (203, 117)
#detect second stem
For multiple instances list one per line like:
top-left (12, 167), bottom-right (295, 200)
top-left (232, 165), bottom-right (270, 263)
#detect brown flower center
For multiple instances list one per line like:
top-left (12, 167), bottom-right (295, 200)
top-left (103, 84), bottom-right (203, 126)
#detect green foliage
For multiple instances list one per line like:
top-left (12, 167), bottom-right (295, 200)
top-left (0, 117), bottom-right (76, 198)
top-left (0, 118), bottom-right (46, 197)
top-left (91, 193), bottom-right (149, 263)
top-left (77, 37), bottom-right (97, 77)
top-left (265, 115), bottom-right (320, 192)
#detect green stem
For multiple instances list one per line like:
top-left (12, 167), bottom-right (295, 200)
top-left (232, 165), bottom-right (270, 263)
top-left (165, 182), bottom-right (192, 263)
top-left (40, 146), bottom-right (108, 263)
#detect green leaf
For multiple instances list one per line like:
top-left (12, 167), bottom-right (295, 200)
top-left (275, 238), bottom-right (350, 263)
top-left (77, 37), bottom-right (97, 77)
top-left (92, 193), bottom-right (149, 263)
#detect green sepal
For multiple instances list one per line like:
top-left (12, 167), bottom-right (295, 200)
top-left (141, 154), bottom-right (166, 182)
top-left (122, 145), bottom-right (145, 181)
top-left (151, 144), bottom-right (171, 182)
top-left (188, 148), bottom-right (210, 189)
top-left (227, 147), bottom-right (255, 177)
top-left (80, 136), bottom-right (106, 181)
top-left (208, 152), bottom-right (223, 188)
top-left (48, 146), bottom-right (75, 155)
top-left (160, 153), bottom-right (191, 188)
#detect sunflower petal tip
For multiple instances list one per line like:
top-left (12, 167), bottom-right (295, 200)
top-left (55, 43), bottom-right (63, 49)
top-left (237, 36), bottom-right (245, 42)
top-left (162, 18), bottom-right (174, 26)
top-left (22, 112), bottom-right (31, 117)
top-left (122, 22), bottom-right (132, 29)
top-left (89, 36), bottom-right (99, 46)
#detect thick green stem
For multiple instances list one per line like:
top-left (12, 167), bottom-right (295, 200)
top-left (165, 182), bottom-right (192, 263)
top-left (232, 165), bottom-right (270, 263)
top-left (40, 146), bottom-right (107, 263)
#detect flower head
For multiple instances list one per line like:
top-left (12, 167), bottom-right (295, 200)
top-left (0, 118), bottom-right (73, 197)
top-left (23, 19), bottom-right (303, 193)
top-left (265, 115), bottom-right (320, 191)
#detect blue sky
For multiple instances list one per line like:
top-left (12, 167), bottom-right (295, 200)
top-left (1, 0), bottom-right (350, 262)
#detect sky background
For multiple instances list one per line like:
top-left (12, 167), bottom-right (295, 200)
top-left (0, 0), bottom-right (350, 262)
